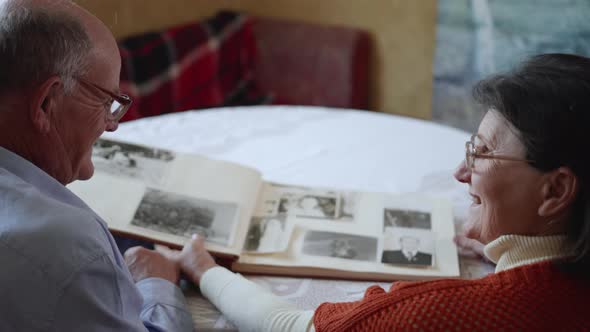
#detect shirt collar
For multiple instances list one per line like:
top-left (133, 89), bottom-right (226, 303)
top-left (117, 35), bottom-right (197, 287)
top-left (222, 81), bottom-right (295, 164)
top-left (0, 146), bottom-right (90, 210)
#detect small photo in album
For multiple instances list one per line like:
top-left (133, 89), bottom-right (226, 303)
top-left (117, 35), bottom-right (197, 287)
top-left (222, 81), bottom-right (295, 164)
top-left (337, 191), bottom-right (357, 220)
top-left (381, 228), bottom-right (435, 267)
top-left (383, 208), bottom-right (432, 231)
top-left (302, 230), bottom-right (378, 262)
top-left (278, 193), bottom-right (340, 219)
top-left (131, 188), bottom-right (238, 247)
top-left (243, 215), bottom-right (291, 253)
top-left (260, 198), bottom-right (280, 216)
top-left (92, 138), bottom-right (175, 186)
top-left (266, 183), bottom-right (357, 221)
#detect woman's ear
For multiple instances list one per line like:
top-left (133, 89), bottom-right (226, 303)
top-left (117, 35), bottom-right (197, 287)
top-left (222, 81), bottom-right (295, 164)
top-left (29, 76), bottom-right (62, 134)
top-left (538, 167), bottom-right (579, 218)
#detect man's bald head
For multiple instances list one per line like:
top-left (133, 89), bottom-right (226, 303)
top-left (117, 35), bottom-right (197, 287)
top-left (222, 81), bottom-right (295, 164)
top-left (0, 0), bottom-right (122, 184)
top-left (0, 0), bottom-right (113, 95)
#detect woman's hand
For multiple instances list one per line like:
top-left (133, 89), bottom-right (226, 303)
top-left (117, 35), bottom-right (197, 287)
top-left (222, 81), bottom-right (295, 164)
top-left (453, 234), bottom-right (487, 261)
top-left (157, 234), bottom-right (219, 285)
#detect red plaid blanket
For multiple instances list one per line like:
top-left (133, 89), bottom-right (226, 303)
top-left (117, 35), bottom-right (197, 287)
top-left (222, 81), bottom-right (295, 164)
top-left (118, 11), bottom-right (269, 122)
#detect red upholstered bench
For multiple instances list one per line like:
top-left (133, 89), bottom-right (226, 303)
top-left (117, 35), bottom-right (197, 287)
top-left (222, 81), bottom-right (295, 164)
top-left (117, 11), bottom-right (370, 122)
top-left (253, 17), bottom-right (370, 110)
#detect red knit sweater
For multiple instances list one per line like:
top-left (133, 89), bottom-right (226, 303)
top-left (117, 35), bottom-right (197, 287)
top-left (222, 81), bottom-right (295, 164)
top-left (313, 262), bottom-right (590, 331)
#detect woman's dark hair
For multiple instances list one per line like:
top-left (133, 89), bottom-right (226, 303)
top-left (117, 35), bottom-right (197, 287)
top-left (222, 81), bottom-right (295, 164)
top-left (473, 53), bottom-right (590, 274)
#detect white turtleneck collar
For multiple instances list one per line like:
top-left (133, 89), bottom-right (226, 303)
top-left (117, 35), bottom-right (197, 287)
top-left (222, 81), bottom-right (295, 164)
top-left (484, 234), bottom-right (571, 273)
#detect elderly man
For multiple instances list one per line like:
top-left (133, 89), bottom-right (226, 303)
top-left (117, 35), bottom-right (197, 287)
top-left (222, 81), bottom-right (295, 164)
top-left (0, 1), bottom-right (195, 330)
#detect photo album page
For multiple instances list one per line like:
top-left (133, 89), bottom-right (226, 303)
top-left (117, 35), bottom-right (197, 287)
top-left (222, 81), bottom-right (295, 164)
top-left (68, 138), bottom-right (262, 256)
top-left (235, 183), bottom-right (459, 280)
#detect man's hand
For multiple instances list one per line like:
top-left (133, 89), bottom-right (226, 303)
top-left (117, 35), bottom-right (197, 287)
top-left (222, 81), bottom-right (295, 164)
top-left (157, 235), bottom-right (218, 285)
top-left (124, 246), bottom-right (180, 284)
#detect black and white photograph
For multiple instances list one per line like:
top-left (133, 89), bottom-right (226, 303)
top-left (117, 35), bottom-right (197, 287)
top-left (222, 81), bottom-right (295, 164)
top-left (131, 188), bottom-right (238, 246)
top-left (260, 198), bottom-right (281, 216)
top-left (243, 215), bottom-right (290, 253)
top-left (278, 193), bottom-right (339, 219)
top-left (265, 184), bottom-right (357, 221)
top-left (302, 231), bottom-right (378, 262)
top-left (338, 192), bottom-right (357, 220)
top-left (92, 138), bottom-right (175, 186)
top-left (383, 208), bottom-right (432, 232)
top-left (381, 228), bottom-right (435, 267)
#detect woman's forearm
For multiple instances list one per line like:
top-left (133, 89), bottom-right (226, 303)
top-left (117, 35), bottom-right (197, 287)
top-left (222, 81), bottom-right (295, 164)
top-left (200, 266), bottom-right (315, 332)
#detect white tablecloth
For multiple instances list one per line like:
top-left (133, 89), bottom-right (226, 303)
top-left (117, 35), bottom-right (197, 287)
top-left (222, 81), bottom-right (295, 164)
top-left (104, 106), bottom-right (495, 330)
top-left (107, 106), bottom-right (470, 190)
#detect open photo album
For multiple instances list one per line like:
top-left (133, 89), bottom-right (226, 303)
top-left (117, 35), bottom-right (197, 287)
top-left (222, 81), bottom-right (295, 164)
top-left (68, 138), bottom-right (460, 281)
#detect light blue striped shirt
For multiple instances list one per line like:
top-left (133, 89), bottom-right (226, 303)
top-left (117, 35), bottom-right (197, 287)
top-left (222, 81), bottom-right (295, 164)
top-left (0, 147), bottom-right (193, 331)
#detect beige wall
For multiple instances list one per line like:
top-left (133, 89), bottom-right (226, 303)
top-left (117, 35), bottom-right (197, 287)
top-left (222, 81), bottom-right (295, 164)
top-left (75, 0), bottom-right (437, 119)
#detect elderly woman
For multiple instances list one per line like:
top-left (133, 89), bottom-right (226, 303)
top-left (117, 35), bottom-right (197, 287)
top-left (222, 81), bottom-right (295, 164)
top-left (161, 53), bottom-right (590, 331)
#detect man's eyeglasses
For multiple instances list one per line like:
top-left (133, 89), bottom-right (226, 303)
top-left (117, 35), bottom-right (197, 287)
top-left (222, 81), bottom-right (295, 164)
top-left (465, 134), bottom-right (533, 169)
top-left (77, 78), bottom-right (132, 122)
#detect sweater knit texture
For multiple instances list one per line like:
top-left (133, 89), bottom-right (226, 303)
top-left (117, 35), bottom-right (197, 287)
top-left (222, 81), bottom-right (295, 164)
top-left (314, 256), bottom-right (589, 331)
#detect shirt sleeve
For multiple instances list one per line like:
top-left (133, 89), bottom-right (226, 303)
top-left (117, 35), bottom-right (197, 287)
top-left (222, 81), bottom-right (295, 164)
top-left (200, 266), bottom-right (315, 332)
top-left (52, 253), bottom-right (194, 332)
top-left (136, 278), bottom-right (194, 331)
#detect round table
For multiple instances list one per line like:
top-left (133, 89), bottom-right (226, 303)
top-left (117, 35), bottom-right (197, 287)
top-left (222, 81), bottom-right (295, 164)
top-left (103, 106), bottom-right (494, 330)
top-left (105, 105), bottom-right (469, 193)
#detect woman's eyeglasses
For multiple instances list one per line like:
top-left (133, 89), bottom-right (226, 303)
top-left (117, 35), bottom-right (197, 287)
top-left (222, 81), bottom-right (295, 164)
top-left (465, 134), bottom-right (533, 169)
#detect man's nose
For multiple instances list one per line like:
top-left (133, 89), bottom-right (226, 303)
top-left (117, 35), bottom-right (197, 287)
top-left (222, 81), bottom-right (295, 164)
top-left (105, 120), bottom-right (118, 132)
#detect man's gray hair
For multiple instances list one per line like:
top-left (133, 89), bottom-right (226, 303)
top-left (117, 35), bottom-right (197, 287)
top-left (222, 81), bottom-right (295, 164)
top-left (0, 1), bottom-right (92, 94)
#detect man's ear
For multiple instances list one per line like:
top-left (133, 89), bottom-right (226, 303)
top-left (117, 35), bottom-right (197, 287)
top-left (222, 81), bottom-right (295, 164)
top-left (29, 76), bottom-right (63, 133)
top-left (538, 167), bottom-right (579, 218)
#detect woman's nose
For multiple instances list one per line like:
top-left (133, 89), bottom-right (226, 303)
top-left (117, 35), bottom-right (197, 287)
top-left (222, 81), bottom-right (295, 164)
top-left (454, 161), bottom-right (471, 184)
